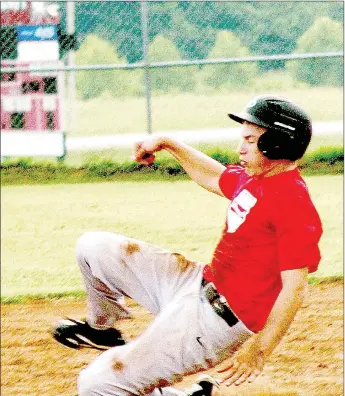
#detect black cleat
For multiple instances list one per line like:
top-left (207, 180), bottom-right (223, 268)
top-left (185, 375), bottom-right (220, 396)
top-left (52, 318), bottom-right (126, 350)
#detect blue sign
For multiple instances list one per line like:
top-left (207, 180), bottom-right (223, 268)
top-left (17, 25), bottom-right (58, 41)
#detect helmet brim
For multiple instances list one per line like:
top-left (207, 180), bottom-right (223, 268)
top-left (228, 112), bottom-right (270, 128)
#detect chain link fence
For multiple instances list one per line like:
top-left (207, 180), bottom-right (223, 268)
top-left (0, 1), bottom-right (343, 159)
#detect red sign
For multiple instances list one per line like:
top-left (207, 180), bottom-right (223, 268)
top-left (1, 61), bottom-right (63, 133)
top-left (1, 1), bottom-right (60, 26)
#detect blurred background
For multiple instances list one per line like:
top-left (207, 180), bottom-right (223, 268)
top-left (1, 8), bottom-right (344, 395)
top-left (1, 9), bottom-right (343, 396)
top-left (1, 1), bottom-right (343, 164)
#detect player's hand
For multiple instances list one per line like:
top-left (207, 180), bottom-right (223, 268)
top-left (131, 137), bottom-right (165, 165)
top-left (217, 339), bottom-right (264, 387)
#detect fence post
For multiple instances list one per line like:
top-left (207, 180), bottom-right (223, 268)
top-left (140, 0), bottom-right (153, 135)
top-left (67, 1), bottom-right (76, 134)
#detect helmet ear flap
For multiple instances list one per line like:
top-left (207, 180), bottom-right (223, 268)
top-left (257, 128), bottom-right (296, 160)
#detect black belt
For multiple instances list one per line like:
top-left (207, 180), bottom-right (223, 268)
top-left (202, 278), bottom-right (239, 327)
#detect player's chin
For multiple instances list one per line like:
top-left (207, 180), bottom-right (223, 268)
top-left (240, 161), bottom-right (251, 172)
top-left (240, 162), bottom-right (252, 175)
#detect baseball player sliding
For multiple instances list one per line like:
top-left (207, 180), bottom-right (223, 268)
top-left (53, 95), bottom-right (322, 396)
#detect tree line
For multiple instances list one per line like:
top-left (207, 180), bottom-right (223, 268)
top-left (59, 2), bottom-right (343, 65)
top-left (61, 2), bottom-right (343, 100)
top-left (75, 18), bottom-right (343, 100)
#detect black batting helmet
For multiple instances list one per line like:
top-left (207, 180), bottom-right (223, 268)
top-left (228, 95), bottom-right (312, 161)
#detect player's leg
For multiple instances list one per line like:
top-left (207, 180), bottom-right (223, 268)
top-left (53, 231), bottom-right (202, 349)
top-left (76, 231), bottom-right (202, 322)
top-left (77, 272), bottom-right (252, 396)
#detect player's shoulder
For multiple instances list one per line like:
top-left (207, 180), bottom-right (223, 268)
top-left (223, 165), bottom-right (246, 177)
top-left (219, 165), bottom-right (247, 199)
top-left (280, 169), bottom-right (309, 193)
top-left (270, 170), bottom-right (321, 226)
top-left (271, 169), bottom-right (313, 205)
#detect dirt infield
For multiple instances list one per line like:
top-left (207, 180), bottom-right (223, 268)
top-left (1, 281), bottom-right (343, 396)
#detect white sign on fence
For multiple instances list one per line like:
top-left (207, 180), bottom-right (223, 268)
top-left (1, 131), bottom-right (65, 158)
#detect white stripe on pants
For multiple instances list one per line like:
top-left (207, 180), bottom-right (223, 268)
top-left (76, 231), bottom-right (253, 396)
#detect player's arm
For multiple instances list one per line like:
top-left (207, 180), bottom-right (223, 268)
top-left (218, 267), bottom-right (308, 386)
top-left (132, 136), bottom-right (226, 196)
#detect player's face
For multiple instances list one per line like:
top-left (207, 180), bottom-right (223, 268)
top-left (236, 122), bottom-right (271, 176)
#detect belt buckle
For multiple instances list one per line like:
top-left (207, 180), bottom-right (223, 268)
top-left (203, 281), bottom-right (219, 303)
top-left (202, 280), bottom-right (239, 327)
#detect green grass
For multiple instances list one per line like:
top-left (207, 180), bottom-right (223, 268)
top-left (1, 175), bottom-right (343, 300)
top-left (3, 135), bottom-right (342, 172)
top-left (67, 87), bottom-right (343, 136)
top-left (47, 133), bottom-right (344, 168)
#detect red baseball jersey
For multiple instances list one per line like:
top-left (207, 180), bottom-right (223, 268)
top-left (203, 165), bottom-right (323, 333)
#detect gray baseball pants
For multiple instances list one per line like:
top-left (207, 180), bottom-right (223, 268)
top-left (76, 231), bottom-right (253, 396)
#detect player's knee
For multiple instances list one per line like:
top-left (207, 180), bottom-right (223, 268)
top-left (76, 231), bottom-right (101, 253)
top-left (76, 231), bottom-right (123, 258)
